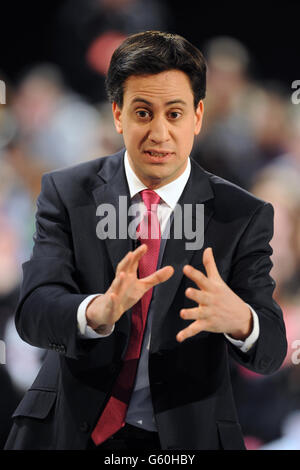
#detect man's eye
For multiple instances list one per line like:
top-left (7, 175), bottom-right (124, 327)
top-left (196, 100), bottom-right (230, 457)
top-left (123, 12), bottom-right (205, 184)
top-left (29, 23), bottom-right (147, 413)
top-left (169, 111), bottom-right (181, 119)
top-left (136, 110), bottom-right (150, 119)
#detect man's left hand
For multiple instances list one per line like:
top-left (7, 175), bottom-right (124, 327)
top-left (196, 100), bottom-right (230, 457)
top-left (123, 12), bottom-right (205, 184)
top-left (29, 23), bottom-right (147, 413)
top-left (176, 247), bottom-right (253, 343)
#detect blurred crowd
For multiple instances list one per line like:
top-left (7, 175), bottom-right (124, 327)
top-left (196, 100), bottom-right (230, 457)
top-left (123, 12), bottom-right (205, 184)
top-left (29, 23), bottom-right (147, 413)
top-left (1, 0), bottom-right (300, 450)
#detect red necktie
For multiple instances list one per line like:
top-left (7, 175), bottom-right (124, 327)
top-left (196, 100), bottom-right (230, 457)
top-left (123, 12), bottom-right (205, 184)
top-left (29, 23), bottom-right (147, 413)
top-left (91, 189), bottom-right (161, 445)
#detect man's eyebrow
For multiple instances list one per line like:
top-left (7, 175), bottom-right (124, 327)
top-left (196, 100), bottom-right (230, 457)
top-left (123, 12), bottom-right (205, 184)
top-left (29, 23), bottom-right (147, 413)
top-left (166, 99), bottom-right (187, 106)
top-left (131, 98), bottom-right (152, 106)
top-left (130, 98), bottom-right (187, 106)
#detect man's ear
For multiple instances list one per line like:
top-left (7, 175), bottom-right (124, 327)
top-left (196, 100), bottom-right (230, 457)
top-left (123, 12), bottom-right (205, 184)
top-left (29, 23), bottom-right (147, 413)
top-left (112, 102), bottom-right (123, 134)
top-left (194, 100), bottom-right (204, 136)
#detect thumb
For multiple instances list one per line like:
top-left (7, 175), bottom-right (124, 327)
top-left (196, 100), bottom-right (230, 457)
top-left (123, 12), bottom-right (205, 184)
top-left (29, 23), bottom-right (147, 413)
top-left (143, 265), bottom-right (174, 289)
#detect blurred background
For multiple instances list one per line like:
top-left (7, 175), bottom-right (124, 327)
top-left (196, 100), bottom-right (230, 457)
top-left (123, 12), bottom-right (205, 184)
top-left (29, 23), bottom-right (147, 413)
top-left (0, 0), bottom-right (300, 450)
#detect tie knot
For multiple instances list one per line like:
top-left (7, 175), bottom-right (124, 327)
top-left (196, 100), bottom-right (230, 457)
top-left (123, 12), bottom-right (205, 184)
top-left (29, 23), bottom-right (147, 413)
top-left (140, 189), bottom-right (160, 212)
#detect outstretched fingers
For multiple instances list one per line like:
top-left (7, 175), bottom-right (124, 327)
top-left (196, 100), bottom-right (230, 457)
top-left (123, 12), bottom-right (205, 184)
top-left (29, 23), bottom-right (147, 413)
top-left (116, 244), bottom-right (147, 275)
top-left (129, 244), bottom-right (148, 271)
top-left (115, 251), bottom-right (133, 275)
top-left (176, 319), bottom-right (207, 343)
top-left (183, 265), bottom-right (211, 291)
top-left (142, 265), bottom-right (174, 289)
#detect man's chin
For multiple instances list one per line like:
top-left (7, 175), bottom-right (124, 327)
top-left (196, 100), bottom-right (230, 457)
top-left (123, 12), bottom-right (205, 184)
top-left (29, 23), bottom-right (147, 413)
top-left (141, 169), bottom-right (179, 189)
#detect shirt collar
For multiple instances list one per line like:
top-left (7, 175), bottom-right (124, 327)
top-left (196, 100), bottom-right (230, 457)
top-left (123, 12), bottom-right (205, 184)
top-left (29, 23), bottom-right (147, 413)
top-left (124, 151), bottom-right (191, 209)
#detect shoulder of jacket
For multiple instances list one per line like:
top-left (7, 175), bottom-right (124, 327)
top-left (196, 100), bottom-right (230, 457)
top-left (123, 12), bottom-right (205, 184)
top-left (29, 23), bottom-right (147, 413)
top-left (204, 171), bottom-right (270, 219)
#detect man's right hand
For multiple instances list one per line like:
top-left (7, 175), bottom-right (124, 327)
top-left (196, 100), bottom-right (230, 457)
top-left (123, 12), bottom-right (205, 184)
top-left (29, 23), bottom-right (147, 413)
top-left (86, 244), bottom-right (174, 333)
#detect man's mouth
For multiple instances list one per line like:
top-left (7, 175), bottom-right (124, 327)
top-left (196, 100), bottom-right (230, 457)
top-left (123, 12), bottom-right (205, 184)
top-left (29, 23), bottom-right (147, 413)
top-left (144, 150), bottom-right (173, 158)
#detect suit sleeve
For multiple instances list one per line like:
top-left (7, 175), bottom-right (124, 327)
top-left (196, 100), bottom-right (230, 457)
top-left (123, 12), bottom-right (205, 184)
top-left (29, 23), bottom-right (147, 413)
top-left (15, 173), bottom-right (90, 359)
top-left (227, 202), bottom-right (287, 374)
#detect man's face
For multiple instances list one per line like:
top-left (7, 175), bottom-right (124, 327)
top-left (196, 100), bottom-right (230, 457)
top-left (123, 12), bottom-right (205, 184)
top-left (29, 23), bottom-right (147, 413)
top-left (112, 69), bottom-right (204, 189)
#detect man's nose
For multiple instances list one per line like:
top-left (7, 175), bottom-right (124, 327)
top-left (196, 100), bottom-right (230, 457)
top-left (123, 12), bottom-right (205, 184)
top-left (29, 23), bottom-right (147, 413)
top-left (148, 116), bottom-right (170, 143)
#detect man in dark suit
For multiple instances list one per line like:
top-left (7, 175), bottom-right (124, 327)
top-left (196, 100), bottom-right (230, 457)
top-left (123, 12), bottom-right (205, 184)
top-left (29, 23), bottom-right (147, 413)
top-left (5, 31), bottom-right (287, 450)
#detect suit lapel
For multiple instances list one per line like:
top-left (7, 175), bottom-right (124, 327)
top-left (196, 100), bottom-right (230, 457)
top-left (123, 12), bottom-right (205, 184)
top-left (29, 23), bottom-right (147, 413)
top-left (150, 159), bottom-right (215, 352)
top-left (91, 150), bottom-right (134, 349)
top-left (92, 150), bottom-right (133, 273)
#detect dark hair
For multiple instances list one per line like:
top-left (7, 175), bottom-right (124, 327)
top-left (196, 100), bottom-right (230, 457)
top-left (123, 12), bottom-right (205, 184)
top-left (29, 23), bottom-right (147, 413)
top-left (106, 31), bottom-right (206, 109)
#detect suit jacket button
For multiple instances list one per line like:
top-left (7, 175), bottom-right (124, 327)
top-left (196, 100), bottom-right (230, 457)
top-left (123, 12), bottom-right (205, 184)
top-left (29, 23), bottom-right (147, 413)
top-left (109, 363), bottom-right (118, 374)
top-left (80, 421), bottom-right (90, 433)
top-left (259, 356), bottom-right (271, 369)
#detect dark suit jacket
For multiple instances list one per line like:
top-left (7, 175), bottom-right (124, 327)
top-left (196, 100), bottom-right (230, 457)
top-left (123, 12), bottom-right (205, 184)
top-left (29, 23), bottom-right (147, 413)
top-left (5, 149), bottom-right (287, 450)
